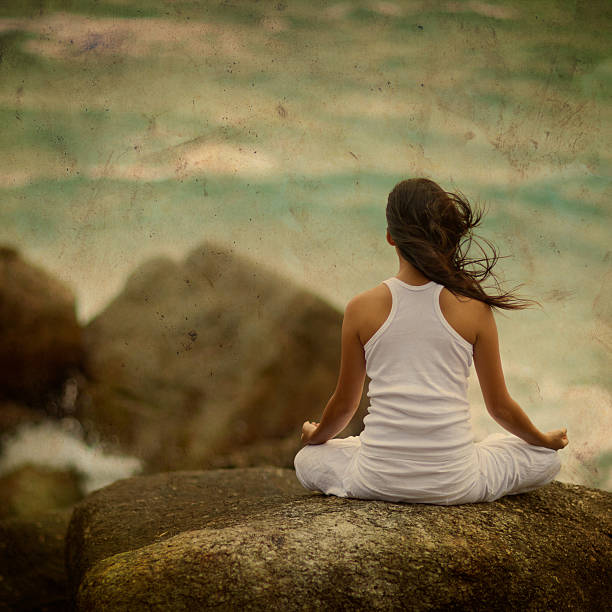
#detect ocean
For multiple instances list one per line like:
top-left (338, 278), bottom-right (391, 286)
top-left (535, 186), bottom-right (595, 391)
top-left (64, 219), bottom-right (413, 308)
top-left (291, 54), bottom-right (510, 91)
top-left (0, 0), bottom-right (610, 491)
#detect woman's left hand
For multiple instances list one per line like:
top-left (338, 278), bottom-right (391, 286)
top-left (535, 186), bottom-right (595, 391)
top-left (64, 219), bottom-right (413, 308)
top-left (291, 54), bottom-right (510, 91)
top-left (301, 421), bottom-right (319, 445)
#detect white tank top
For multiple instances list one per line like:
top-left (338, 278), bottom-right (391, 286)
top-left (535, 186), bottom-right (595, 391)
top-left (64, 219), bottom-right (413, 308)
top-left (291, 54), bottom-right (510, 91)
top-left (358, 277), bottom-right (476, 460)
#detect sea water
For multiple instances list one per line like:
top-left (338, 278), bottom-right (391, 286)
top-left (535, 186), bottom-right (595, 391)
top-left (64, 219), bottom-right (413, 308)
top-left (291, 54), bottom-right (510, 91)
top-left (0, 2), bottom-right (609, 491)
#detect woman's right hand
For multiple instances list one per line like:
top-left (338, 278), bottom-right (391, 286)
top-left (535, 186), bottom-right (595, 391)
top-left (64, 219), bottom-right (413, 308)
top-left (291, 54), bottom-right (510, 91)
top-left (301, 421), bottom-right (319, 445)
top-left (542, 428), bottom-right (569, 450)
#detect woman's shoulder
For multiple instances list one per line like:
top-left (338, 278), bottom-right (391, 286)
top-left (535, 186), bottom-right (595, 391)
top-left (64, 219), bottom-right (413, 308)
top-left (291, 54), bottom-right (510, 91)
top-left (346, 283), bottom-right (391, 314)
top-left (344, 284), bottom-right (393, 346)
top-left (439, 287), bottom-right (490, 315)
top-left (439, 287), bottom-right (492, 345)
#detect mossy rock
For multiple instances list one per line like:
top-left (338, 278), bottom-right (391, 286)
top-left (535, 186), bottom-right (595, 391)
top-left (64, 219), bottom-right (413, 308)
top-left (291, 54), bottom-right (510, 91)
top-left (66, 468), bottom-right (611, 611)
top-left (0, 507), bottom-right (73, 611)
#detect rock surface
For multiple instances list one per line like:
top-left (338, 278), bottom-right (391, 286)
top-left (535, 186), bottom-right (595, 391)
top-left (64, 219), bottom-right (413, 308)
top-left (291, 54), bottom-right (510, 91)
top-left (66, 469), bottom-right (611, 611)
top-left (0, 507), bottom-right (73, 611)
top-left (77, 242), bottom-right (368, 472)
top-left (0, 464), bottom-right (83, 520)
top-left (0, 246), bottom-right (84, 405)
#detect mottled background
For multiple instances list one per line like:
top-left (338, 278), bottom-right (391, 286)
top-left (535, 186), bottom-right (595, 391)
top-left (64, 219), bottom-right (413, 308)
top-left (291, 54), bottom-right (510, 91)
top-left (0, 0), bottom-right (610, 489)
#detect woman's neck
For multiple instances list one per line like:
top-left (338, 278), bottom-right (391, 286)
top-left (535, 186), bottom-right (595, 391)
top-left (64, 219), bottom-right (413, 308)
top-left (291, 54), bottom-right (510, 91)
top-left (395, 255), bottom-right (431, 286)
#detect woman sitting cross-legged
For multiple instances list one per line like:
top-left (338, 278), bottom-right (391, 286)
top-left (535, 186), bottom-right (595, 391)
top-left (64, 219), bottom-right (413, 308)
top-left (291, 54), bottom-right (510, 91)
top-left (294, 178), bottom-right (568, 505)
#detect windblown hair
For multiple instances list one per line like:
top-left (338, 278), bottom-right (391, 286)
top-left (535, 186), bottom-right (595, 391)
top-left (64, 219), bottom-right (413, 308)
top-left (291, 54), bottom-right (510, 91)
top-left (386, 178), bottom-right (536, 310)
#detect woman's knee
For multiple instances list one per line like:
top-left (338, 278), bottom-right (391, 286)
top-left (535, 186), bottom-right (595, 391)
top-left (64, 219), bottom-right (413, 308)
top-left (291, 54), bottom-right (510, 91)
top-left (294, 446), bottom-right (315, 489)
top-left (531, 450), bottom-right (562, 489)
top-left (294, 444), bottom-right (313, 468)
top-left (546, 451), bottom-right (562, 480)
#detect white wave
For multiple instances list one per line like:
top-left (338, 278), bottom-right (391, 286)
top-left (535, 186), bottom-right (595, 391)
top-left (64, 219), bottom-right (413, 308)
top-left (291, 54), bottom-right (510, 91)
top-left (0, 419), bottom-right (142, 494)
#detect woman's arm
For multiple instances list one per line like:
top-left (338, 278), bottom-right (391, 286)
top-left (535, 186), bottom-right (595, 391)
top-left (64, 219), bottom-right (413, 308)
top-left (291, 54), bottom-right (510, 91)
top-left (301, 297), bottom-right (367, 445)
top-left (473, 304), bottom-right (568, 450)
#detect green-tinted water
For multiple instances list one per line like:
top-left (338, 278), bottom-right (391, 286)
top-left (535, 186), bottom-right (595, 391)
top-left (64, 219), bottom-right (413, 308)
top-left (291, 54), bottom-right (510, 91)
top-left (1, 0), bottom-right (610, 489)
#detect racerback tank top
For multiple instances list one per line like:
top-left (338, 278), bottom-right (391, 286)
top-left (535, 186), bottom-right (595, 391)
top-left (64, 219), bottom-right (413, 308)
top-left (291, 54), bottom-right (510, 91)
top-left (359, 277), bottom-right (476, 460)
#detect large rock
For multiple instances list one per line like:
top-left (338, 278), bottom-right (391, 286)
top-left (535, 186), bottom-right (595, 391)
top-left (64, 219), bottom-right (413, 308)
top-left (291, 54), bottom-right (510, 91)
top-left (0, 246), bottom-right (84, 406)
top-left (0, 464), bottom-right (83, 520)
top-left (66, 469), bottom-right (611, 611)
top-left (77, 243), bottom-right (368, 472)
top-left (0, 507), bottom-right (73, 611)
top-left (65, 468), bottom-right (307, 593)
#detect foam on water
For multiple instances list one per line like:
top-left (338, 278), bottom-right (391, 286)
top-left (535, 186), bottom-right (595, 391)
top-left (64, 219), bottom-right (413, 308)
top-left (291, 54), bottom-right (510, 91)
top-left (0, 419), bottom-right (143, 494)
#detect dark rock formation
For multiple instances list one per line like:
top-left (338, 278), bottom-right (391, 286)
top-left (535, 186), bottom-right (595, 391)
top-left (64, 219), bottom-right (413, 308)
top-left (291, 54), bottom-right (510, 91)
top-left (76, 243), bottom-right (368, 472)
top-left (0, 464), bottom-right (83, 520)
top-left (66, 469), bottom-right (611, 611)
top-left (0, 246), bottom-right (84, 406)
top-left (0, 507), bottom-right (73, 611)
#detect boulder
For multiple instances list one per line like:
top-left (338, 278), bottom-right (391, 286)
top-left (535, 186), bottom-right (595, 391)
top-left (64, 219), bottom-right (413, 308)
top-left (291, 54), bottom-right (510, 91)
top-left (0, 463), bottom-right (83, 520)
top-left (66, 469), bottom-right (611, 611)
top-left (0, 246), bottom-right (84, 406)
top-left (77, 243), bottom-right (368, 472)
top-left (0, 507), bottom-right (73, 611)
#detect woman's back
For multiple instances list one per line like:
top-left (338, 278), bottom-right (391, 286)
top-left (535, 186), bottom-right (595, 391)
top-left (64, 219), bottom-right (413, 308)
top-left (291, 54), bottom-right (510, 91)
top-left (358, 277), bottom-right (476, 460)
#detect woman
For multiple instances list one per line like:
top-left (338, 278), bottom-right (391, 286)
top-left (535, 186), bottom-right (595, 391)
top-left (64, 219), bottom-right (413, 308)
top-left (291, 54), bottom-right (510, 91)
top-left (294, 178), bottom-right (568, 505)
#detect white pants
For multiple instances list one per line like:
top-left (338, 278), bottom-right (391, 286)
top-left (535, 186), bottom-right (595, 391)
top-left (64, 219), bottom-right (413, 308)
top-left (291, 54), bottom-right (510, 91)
top-left (294, 433), bottom-right (562, 505)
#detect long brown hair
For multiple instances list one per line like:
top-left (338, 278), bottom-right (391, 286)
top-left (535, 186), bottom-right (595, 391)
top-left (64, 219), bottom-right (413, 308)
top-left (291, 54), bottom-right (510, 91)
top-left (386, 178), bottom-right (537, 310)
